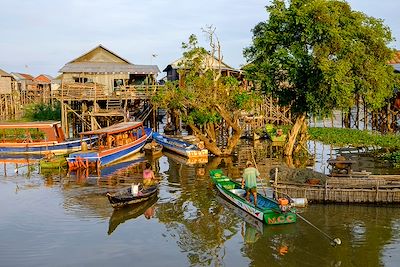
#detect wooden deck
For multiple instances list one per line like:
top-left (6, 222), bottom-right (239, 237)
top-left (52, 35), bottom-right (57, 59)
top-left (55, 83), bottom-right (163, 101)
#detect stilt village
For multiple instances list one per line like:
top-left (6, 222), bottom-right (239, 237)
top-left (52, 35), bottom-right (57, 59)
top-left (1, 43), bottom-right (400, 205)
top-left (4, 1), bottom-right (400, 265)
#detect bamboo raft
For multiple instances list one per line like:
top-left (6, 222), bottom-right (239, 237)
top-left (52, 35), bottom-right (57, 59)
top-left (272, 175), bottom-right (400, 203)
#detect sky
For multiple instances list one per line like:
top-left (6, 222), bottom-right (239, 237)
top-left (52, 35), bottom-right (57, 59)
top-left (0, 0), bottom-right (399, 78)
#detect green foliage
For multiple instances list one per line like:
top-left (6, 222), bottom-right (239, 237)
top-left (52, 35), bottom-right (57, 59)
top-left (308, 127), bottom-right (400, 149)
top-left (244, 0), bottom-right (396, 118)
top-left (384, 151), bottom-right (400, 168)
top-left (23, 102), bottom-right (61, 121)
top-left (152, 32), bottom-right (256, 126)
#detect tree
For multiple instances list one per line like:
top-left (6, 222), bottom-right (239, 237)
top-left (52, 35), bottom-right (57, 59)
top-left (244, 0), bottom-right (397, 156)
top-left (154, 27), bottom-right (259, 156)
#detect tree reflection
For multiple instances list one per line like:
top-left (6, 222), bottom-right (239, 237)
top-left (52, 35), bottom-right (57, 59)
top-left (157, 156), bottom-right (240, 266)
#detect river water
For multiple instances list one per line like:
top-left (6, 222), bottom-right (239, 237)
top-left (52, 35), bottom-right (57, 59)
top-left (1, 143), bottom-right (400, 267)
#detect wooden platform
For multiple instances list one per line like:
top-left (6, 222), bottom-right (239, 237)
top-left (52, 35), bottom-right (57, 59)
top-left (272, 175), bottom-right (400, 203)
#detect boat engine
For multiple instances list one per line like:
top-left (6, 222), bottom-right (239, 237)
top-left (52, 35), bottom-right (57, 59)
top-left (278, 198), bottom-right (290, 212)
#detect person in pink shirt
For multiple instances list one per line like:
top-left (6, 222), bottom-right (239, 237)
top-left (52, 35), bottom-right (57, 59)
top-left (143, 162), bottom-right (156, 186)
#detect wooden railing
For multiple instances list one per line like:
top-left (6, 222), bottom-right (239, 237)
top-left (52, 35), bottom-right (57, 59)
top-left (54, 83), bottom-right (163, 101)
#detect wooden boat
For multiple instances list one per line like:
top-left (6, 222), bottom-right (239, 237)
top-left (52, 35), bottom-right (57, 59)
top-left (143, 142), bottom-right (163, 157)
top-left (0, 121), bottom-right (95, 155)
top-left (210, 169), bottom-right (296, 225)
top-left (265, 124), bottom-right (287, 142)
top-left (108, 195), bottom-right (157, 235)
top-left (152, 132), bottom-right (208, 159)
top-left (66, 121), bottom-right (152, 169)
top-left (106, 184), bottom-right (158, 208)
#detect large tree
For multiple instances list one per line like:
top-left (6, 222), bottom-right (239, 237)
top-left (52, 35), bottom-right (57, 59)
top-left (155, 28), bottom-right (259, 156)
top-left (244, 0), bottom-right (396, 156)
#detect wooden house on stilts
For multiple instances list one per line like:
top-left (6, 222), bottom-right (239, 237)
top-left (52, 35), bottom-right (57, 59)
top-left (56, 45), bottom-right (161, 137)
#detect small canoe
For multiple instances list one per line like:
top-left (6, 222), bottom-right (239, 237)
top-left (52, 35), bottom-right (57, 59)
top-left (143, 142), bottom-right (163, 157)
top-left (210, 169), bottom-right (296, 225)
top-left (106, 184), bottom-right (158, 208)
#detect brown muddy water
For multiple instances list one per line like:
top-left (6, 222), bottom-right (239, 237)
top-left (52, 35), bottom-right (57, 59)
top-left (0, 141), bottom-right (400, 267)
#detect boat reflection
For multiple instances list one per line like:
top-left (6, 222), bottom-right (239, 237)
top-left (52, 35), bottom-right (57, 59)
top-left (216, 195), bottom-right (263, 234)
top-left (163, 151), bottom-right (208, 166)
top-left (108, 195), bottom-right (158, 235)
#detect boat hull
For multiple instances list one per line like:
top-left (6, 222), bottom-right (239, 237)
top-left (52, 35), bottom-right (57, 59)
top-left (107, 185), bottom-right (158, 208)
top-left (0, 137), bottom-right (95, 155)
top-left (67, 128), bottom-right (152, 167)
top-left (210, 169), bottom-right (296, 225)
top-left (152, 132), bottom-right (208, 159)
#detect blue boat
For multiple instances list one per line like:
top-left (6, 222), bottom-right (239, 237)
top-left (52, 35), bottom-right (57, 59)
top-left (0, 121), bottom-right (95, 155)
top-left (152, 132), bottom-right (208, 159)
top-left (66, 121), bottom-right (152, 169)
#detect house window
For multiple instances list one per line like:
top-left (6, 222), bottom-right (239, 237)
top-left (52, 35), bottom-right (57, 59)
top-left (73, 77), bottom-right (92, 83)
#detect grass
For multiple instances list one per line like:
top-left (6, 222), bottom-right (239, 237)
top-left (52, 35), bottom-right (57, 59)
top-left (308, 127), bottom-right (400, 168)
top-left (308, 127), bottom-right (400, 150)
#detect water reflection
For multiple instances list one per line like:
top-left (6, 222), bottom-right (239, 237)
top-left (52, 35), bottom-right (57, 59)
top-left (0, 140), bottom-right (400, 266)
top-left (108, 196), bottom-right (158, 235)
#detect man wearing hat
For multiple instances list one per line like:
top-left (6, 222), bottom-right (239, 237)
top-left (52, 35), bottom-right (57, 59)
top-left (242, 161), bottom-right (260, 206)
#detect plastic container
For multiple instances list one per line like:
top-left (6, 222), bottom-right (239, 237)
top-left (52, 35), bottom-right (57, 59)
top-left (131, 184), bottom-right (139, 196)
top-left (291, 198), bottom-right (308, 207)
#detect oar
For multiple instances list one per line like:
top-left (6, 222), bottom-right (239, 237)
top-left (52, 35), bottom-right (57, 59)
top-left (295, 211), bottom-right (342, 246)
top-left (250, 148), bottom-right (267, 196)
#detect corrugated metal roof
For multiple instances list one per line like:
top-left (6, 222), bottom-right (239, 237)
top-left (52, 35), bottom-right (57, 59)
top-left (60, 62), bottom-right (160, 74)
top-left (34, 74), bottom-right (52, 83)
top-left (67, 45), bottom-right (131, 64)
top-left (80, 121), bottom-right (143, 135)
top-left (11, 72), bottom-right (34, 81)
top-left (163, 53), bottom-right (236, 72)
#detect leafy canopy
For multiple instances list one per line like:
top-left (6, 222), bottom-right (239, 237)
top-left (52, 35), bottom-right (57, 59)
top-left (155, 33), bottom-right (259, 126)
top-left (244, 0), bottom-right (396, 117)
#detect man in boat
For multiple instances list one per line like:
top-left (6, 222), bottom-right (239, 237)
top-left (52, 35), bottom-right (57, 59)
top-left (242, 161), bottom-right (260, 206)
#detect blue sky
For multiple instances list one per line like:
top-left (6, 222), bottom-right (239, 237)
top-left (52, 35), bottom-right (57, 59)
top-left (0, 0), bottom-right (399, 77)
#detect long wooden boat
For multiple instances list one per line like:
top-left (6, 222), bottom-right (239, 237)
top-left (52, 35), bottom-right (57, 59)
top-left (210, 169), bottom-right (296, 225)
top-left (0, 121), bottom-right (95, 155)
top-left (106, 184), bottom-right (158, 208)
top-left (152, 132), bottom-right (208, 159)
top-left (66, 121), bottom-right (152, 169)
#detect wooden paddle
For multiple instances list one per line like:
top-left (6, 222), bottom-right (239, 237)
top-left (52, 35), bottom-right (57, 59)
top-left (250, 148), bottom-right (267, 196)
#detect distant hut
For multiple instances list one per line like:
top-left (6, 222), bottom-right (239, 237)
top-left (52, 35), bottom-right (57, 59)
top-left (0, 69), bottom-right (15, 94)
top-left (163, 53), bottom-right (242, 83)
top-left (0, 69), bottom-right (20, 120)
top-left (59, 45), bottom-right (160, 95)
top-left (33, 74), bottom-right (53, 104)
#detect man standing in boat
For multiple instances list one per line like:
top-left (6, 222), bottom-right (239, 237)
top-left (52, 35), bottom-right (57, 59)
top-left (242, 161), bottom-right (260, 206)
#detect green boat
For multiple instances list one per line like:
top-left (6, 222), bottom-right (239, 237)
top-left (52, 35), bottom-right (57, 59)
top-left (210, 169), bottom-right (296, 225)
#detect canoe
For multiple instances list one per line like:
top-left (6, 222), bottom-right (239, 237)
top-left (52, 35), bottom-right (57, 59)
top-left (66, 121), bottom-right (152, 169)
top-left (152, 132), bottom-right (208, 159)
top-left (0, 121), bottom-right (95, 155)
top-left (106, 184), bottom-right (158, 208)
top-left (143, 142), bottom-right (163, 157)
top-left (210, 169), bottom-right (296, 225)
top-left (108, 195), bottom-right (158, 235)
